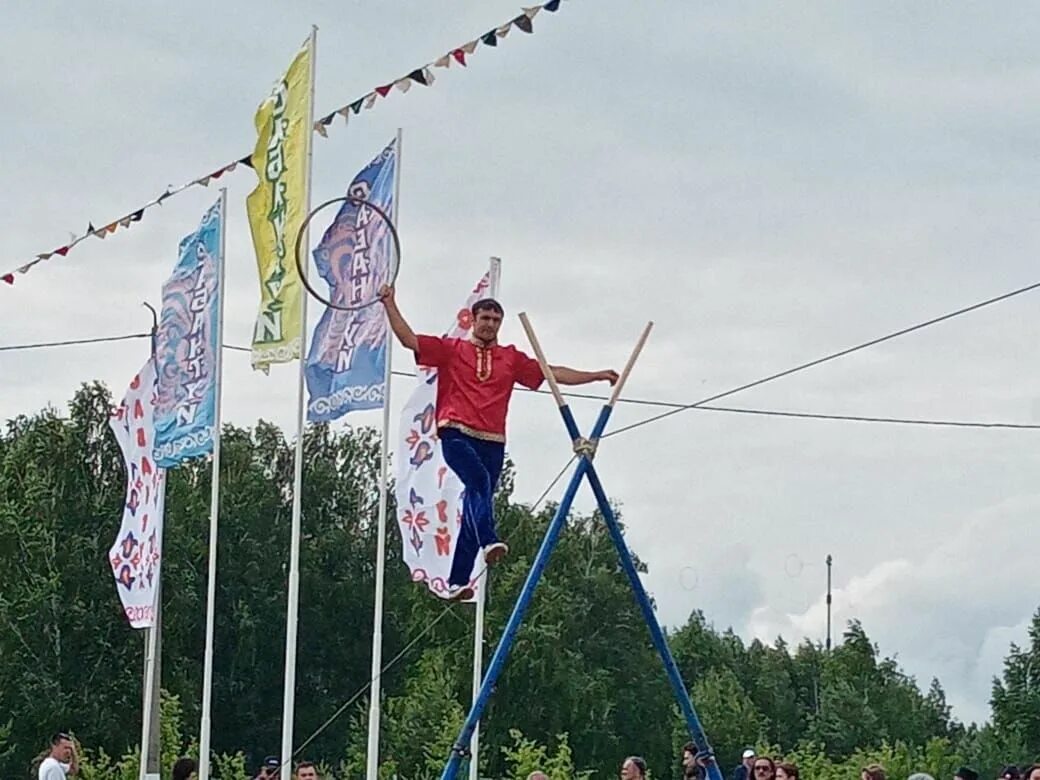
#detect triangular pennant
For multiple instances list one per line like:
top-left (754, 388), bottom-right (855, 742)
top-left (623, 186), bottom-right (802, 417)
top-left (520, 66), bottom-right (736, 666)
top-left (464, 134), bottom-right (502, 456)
top-left (157, 188), bottom-right (173, 205)
top-left (452, 48), bottom-right (467, 66)
top-left (433, 54), bottom-right (451, 68)
top-left (37, 252), bottom-right (52, 260)
top-left (96, 228), bottom-right (107, 240)
top-left (2, 273), bottom-right (14, 285)
top-left (55, 246), bottom-right (70, 257)
top-left (106, 222), bottom-right (118, 234)
top-left (18, 262), bottom-right (34, 273)
top-left (350, 98), bottom-right (364, 114)
top-left (544, 0), bottom-right (561, 10)
top-left (336, 106), bottom-right (350, 118)
top-left (408, 68), bottom-right (428, 86)
top-left (87, 221), bottom-right (97, 234)
top-left (375, 84), bottom-right (393, 97)
top-left (481, 30), bottom-right (498, 46)
top-left (340, 109), bottom-right (351, 126)
top-left (496, 23), bottom-right (512, 37)
top-left (395, 79), bottom-right (412, 93)
top-left (423, 67), bottom-right (435, 85)
top-left (130, 209), bottom-right (144, 222)
top-left (199, 175), bottom-right (212, 187)
top-left (225, 161), bottom-right (238, 173)
top-left (211, 167), bottom-right (227, 180)
top-left (513, 13), bottom-right (534, 33)
top-left (364, 92), bottom-right (378, 109)
top-left (238, 154), bottom-right (254, 169)
top-left (461, 39), bottom-right (479, 54)
top-left (315, 121), bottom-right (328, 137)
top-left (523, 5), bottom-right (542, 18)
top-left (119, 216), bottom-right (132, 228)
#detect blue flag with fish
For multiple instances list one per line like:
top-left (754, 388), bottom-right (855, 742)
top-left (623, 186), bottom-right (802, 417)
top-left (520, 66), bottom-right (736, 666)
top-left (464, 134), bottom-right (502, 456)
top-left (152, 199), bottom-right (223, 467)
top-left (305, 137), bottom-right (397, 421)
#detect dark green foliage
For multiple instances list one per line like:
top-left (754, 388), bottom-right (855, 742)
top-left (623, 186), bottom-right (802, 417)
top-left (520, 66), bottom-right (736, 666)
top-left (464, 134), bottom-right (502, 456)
top-left (0, 384), bottom-right (1036, 779)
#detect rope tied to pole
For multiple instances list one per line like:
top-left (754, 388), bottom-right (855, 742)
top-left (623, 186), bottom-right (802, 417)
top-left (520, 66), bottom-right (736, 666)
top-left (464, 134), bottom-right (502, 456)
top-left (572, 436), bottom-right (598, 459)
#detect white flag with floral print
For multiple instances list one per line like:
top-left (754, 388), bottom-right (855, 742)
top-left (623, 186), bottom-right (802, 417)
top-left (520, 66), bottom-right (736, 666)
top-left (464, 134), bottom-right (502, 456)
top-left (394, 271), bottom-right (494, 601)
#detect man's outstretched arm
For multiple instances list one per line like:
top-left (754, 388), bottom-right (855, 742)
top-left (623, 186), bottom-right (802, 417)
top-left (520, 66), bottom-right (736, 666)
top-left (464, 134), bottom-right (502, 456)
top-left (549, 365), bottom-right (620, 386)
top-left (378, 284), bottom-right (418, 352)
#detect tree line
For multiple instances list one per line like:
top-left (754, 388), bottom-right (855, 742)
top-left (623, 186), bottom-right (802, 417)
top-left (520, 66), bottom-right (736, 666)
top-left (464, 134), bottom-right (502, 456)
top-left (1, 383), bottom-right (1038, 779)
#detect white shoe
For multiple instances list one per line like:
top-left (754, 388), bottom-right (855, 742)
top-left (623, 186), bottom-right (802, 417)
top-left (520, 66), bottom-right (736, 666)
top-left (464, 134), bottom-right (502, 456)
top-left (483, 542), bottom-right (509, 565)
top-left (447, 584), bottom-right (475, 601)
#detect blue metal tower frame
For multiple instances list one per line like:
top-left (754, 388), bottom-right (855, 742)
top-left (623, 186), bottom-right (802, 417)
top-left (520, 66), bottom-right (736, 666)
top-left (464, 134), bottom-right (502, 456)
top-left (439, 316), bottom-right (722, 780)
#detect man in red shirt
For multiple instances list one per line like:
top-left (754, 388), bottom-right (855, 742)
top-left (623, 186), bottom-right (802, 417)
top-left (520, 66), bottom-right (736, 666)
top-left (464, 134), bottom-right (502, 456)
top-left (379, 285), bottom-right (618, 599)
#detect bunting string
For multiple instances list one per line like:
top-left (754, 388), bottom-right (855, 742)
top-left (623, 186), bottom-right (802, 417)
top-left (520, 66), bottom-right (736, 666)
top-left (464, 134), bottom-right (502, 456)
top-left (1, 0), bottom-right (564, 289)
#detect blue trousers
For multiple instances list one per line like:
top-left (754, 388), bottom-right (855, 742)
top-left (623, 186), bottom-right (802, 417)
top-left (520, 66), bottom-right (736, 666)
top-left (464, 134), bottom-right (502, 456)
top-left (440, 427), bottom-right (505, 587)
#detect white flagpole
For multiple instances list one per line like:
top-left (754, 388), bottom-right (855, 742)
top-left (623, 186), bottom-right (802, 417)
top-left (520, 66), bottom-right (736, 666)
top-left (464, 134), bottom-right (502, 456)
top-left (280, 26), bottom-right (318, 780)
top-left (197, 187), bottom-right (229, 780)
top-left (365, 126), bottom-right (403, 780)
top-left (468, 257), bottom-right (501, 780)
top-left (138, 541), bottom-right (163, 780)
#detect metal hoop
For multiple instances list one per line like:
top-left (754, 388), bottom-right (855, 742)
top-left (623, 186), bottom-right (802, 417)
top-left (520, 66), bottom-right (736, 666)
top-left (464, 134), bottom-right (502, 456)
top-left (293, 195), bottom-right (402, 312)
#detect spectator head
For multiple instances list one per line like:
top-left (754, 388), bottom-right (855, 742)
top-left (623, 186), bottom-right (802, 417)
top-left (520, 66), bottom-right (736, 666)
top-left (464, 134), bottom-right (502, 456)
top-left (527, 773), bottom-right (550, 780)
top-left (621, 756), bottom-right (648, 780)
top-left (172, 757), bottom-right (197, 780)
top-left (999, 768), bottom-right (1020, 780)
top-left (1021, 767), bottom-right (1040, 780)
top-left (259, 756), bottom-right (280, 778)
top-left (295, 761), bottom-right (318, 780)
top-left (908, 774), bottom-right (935, 780)
top-left (743, 749), bottom-right (757, 768)
top-left (956, 767), bottom-right (980, 780)
top-left (752, 756), bottom-right (775, 780)
top-left (49, 733), bottom-right (74, 762)
top-left (862, 765), bottom-right (887, 780)
top-left (776, 763), bottom-right (799, 780)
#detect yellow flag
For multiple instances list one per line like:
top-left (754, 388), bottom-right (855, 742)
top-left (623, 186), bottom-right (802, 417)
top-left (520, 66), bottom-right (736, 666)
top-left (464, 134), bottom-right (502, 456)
top-left (247, 39), bottom-right (313, 371)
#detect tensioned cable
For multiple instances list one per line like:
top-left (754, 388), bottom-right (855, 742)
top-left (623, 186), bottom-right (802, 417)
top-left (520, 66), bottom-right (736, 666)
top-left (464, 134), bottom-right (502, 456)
top-left (601, 278), bottom-right (1040, 439)
top-left (2, 333), bottom-right (1034, 430)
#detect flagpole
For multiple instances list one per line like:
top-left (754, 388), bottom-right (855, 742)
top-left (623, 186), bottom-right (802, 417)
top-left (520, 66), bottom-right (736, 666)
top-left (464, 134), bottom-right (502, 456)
top-left (365, 126), bottom-right (403, 780)
top-left (198, 187), bottom-right (229, 780)
top-left (138, 565), bottom-right (162, 780)
top-left (280, 26), bottom-right (317, 780)
top-left (140, 323), bottom-right (164, 780)
top-left (468, 257), bottom-right (500, 780)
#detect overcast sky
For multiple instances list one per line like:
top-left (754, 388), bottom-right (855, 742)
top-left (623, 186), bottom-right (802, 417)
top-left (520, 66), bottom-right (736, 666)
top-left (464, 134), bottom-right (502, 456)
top-left (5, 1), bottom-right (1040, 727)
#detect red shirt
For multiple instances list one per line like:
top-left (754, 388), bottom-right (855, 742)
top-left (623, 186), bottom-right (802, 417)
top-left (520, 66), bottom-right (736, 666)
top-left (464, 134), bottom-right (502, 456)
top-left (414, 335), bottom-right (544, 442)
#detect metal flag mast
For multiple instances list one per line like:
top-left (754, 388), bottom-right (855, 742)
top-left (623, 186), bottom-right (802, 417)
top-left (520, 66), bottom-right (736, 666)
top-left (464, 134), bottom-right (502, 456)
top-left (438, 314), bottom-right (723, 780)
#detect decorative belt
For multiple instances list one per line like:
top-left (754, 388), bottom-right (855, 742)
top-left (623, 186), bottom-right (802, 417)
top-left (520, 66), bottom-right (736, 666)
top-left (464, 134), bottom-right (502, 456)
top-left (438, 420), bottom-right (506, 444)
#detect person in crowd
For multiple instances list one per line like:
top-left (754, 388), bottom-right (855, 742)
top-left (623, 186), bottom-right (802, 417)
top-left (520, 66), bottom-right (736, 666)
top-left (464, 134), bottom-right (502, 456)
top-left (956, 767), bottom-right (980, 780)
top-left (172, 757), bottom-right (197, 780)
top-left (776, 762), bottom-right (799, 780)
top-left (38, 732), bottom-right (78, 780)
top-left (622, 756), bottom-right (648, 780)
top-left (862, 764), bottom-right (887, 780)
top-left (295, 761), bottom-right (318, 780)
top-left (1020, 766), bottom-right (1040, 780)
top-left (734, 749), bottom-right (756, 780)
top-left (681, 742), bottom-right (709, 780)
top-left (998, 767), bottom-right (1020, 780)
top-left (751, 755), bottom-right (775, 780)
top-left (255, 756), bottom-right (281, 780)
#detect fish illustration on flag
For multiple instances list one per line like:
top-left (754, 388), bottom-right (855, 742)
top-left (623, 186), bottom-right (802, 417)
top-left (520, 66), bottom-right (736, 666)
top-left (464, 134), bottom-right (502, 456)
top-left (153, 199), bottom-right (222, 466)
top-left (394, 271), bottom-right (493, 600)
top-left (108, 358), bottom-right (166, 629)
top-left (305, 137), bottom-right (397, 421)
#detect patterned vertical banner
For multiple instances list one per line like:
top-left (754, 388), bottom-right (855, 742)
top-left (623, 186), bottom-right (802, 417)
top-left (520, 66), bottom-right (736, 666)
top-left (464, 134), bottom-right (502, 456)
top-left (394, 271), bottom-right (493, 600)
top-left (108, 359), bottom-right (166, 629)
top-left (305, 138), bottom-right (397, 421)
top-left (247, 38), bottom-right (313, 372)
top-left (153, 200), bottom-right (222, 467)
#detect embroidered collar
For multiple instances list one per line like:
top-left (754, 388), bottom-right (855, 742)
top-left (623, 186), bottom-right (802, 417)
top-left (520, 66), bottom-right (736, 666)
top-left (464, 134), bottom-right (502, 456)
top-left (470, 337), bottom-right (495, 381)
